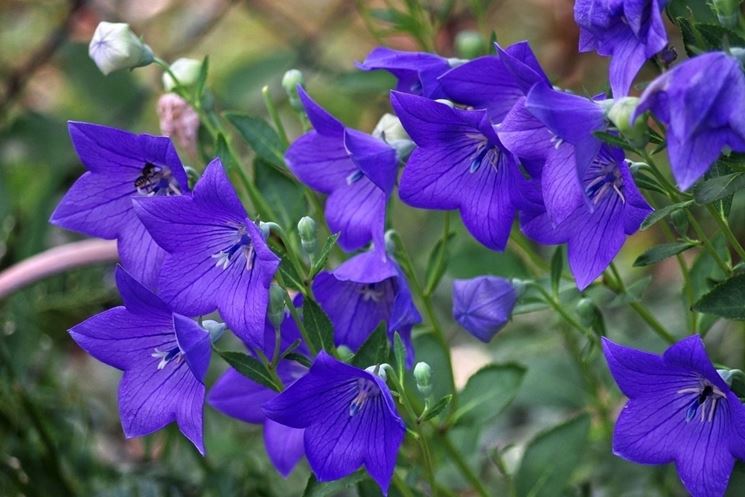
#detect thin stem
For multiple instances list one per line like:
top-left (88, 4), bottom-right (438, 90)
top-left (392, 473), bottom-right (416, 497)
top-left (705, 203), bottom-right (745, 262)
top-left (262, 85), bottom-right (289, 149)
top-left (509, 231), bottom-right (549, 277)
top-left (278, 283), bottom-right (316, 355)
top-left (441, 434), bottom-right (490, 497)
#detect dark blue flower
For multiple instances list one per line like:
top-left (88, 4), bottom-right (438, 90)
top-left (634, 51), bottom-right (745, 190)
top-left (263, 352), bottom-right (405, 494)
top-left (284, 87), bottom-right (398, 251)
top-left (50, 122), bottom-right (189, 289)
top-left (603, 336), bottom-right (745, 497)
top-left (357, 47), bottom-right (452, 98)
top-left (133, 158), bottom-right (279, 348)
top-left (452, 276), bottom-right (517, 342)
top-left (69, 266), bottom-right (210, 454)
top-left (575, 0), bottom-right (668, 97)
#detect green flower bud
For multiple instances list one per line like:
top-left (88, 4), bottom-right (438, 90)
top-left (384, 229), bottom-right (397, 254)
top-left (88, 22), bottom-right (153, 76)
top-left (297, 216), bottom-right (317, 254)
top-left (336, 345), bottom-right (354, 362)
top-left (202, 320), bottom-right (227, 343)
top-left (162, 57), bottom-right (202, 91)
top-left (268, 284), bottom-right (287, 330)
top-left (282, 69), bottom-right (304, 110)
top-left (607, 97), bottom-right (647, 148)
top-left (455, 30), bottom-right (487, 59)
top-left (413, 361), bottom-right (432, 396)
top-left (366, 364), bottom-right (388, 381)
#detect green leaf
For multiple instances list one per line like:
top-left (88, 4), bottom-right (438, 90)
top-left (592, 131), bottom-right (633, 151)
top-left (633, 241), bottom-right (698, 267)
top-left (215, 349), bottom-right (280, 391)
top-left (693, 273), bottom-right (745, 319)
top-left (640, 200), bottom-right (693, 230)
top-left (419, 394), bottom-right (453, 422)
top-left (352, 322), bottom-right (389, 368)
top-left (193, 55), bottom-right (209, 102)
top-left (515, 414), bottom-right (591, 497)
top-left (550, 246), bottom-right (563, 296)
top-left (254, 158), bottom-right (307, 228)
top-left (277, 256), bottom-right (305, 291)
top-left (423, 231), bottom-right (454, 295)
top-left (453, 363), bottom-right (526, 425)
top-left (284, 352), bottom-right (312, 368)
top-left (392, 331), bottom-right (406, 382)
top-left (302, 298), bottom-right (335, 353)
top-left (694, 173), bottom-right (745, 204)
top-left (215, 133), bottom-right (238, 172)
top-left (302, 472), bottom-right (367, 497)
top-left (226, 113), bottom-right (285, 167)
top-left (309, 233), bottom-right (340, 278)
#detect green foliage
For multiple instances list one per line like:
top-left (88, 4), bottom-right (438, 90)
top-left (453, 363), bottom-right (526, 425)
top-left (633, 241), bottom-right (698, 266)
top-left (302, 298), bottom-right (336, 353)
top-left (215, 349), bottom-right (281, 391)
top-left (693, 272), bottom-right (745, 319)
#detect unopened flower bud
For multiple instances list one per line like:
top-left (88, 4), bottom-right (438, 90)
top-left (297, 216), bottom-right (317, 254)
top-left (372, 114), bottom-right (409, 143)
top-left (336, 345), bottom-right (354, 362)
top-left (88, 22), bottom-right (153, 76)
top-left (712, 0), bottom-right (742, 27)
top-left (366, 364), bottom-right (388, 381)
top-left (282, 69), bottom-right (304, 110)
top-left (202, 320), bottom-right (227, 343)
top-left (268, 284), bottom-right (287, 330)
top-left (413, 362), bottom-right (432, 396)
top-left (162, 57), bottom-right (202, 91)
top-left (455, 30), bottom-right (487, 59)
top-left (157, 93), bottom-right (200, 157)
top-left (607, 97), bottom-right (647, 148)
top-left (384, 229), bottom-right (398, 255)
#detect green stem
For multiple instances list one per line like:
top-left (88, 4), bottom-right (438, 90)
top-left (262, 85), bottom-right (290, 149)
top-left (705, 203), bottom-right (745, 262)
top-left (607, 263), bottom-right (676, 344)
top-left (278, 283), bottom-right (316, 355)
top-left (392, 473), bottom-right (416, 497)
top-left (441, 434), bottom-right (490, 497)
top-left (509, 231), bottom-right (549, 277)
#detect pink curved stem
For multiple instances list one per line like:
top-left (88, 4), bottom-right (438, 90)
top-left (0, 239), bottom-right (118, 300)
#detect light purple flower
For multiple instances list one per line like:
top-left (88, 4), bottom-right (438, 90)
top-left (634, 51), bottom-right (745, 190)
top-left (285, 87), bottom-right (397, 251)
top-left (263, 352), bottom-right (405, 493)
top-left (575, 0), bottom-right (668, 97)
top-left (134, 158), bottom-right (279, 348)
top-left (50, 121), bottom-right (189, 289)
top-left (391, 91), bottom-right (526, 251)
top-left (603, 336), bottom-right (745, 497)
top-left (452, 276), bottom-right (517, 342)
top-left (357, 47), bottom-right (451, 98)
top-left (69, 266), bottom-right (210, 454)
top-left (313, 247), bottom-right (421, 366)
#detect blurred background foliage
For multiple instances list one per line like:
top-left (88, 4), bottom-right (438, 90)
top-left (2, 0), bottom-right (745, 496)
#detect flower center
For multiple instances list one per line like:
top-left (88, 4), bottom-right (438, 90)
top-left (677, 381), bottom-right (726, 423)
top-left (349, 378), bottom-right (379, 416)
top-left (359, 283), bottom-right (385, 302)
top-left (134, 162), bottom-right (182, 196)
top-left (151, 345), bottom-right (182, 370)
top-left (211, 225), bottom-right (255, 270)
top-left (469, 142), bottom-right (500, 174)
top-left (346, 169), bottom-right (365, 185)
top-left (584, 158), bottom-right (625, 205)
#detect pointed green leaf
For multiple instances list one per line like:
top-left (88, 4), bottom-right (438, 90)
top-left (309, 233), bottom-right (340, 278)
top-left (254, 158), bottom-right (307, 227)
top-left (419, 394), bottom-right (453, 422)
top-left (515, 414), bottom-right (591, 497)
top-left (694, 172), bottom-right (745, 204)
top-left (693, 273), bottom-right (745, 320)
top-left (215, 349), bottom-right (280, 391)
top-left (453, 363), bottom-right (526, 425)
top-left (277, 256), bottom-right (305, 291)
top-left (392, 331), bottom-right (405, 382)
top-left (641, 200), bottom-right (693, 230)
top-left (423, 231), bottom-right (455, 295)
top-left (193, 55), bottom-right (209, 101)
top-left (550, 246), bottom-right (563, 296)
top-left (302, 298), bottom-right (335, 353)
top-left (302, 472), bottom-right (367, 497)
top-left (352, 322), bottom-right (389, 368)
top-left (226, 113), bottom-right (285, 167)
top-left (633, 241), bottom-right (698, 267)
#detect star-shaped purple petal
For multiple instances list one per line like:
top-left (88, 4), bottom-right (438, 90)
top-left (452, 276), bottom-right (517, 342)
top-left (357, 46), bottom-right (451, 98)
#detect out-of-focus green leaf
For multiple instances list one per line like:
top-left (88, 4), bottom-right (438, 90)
top-left (303, 472), bottom-right (367, 497)
top-left (424, 230), bottom-right (454, 296)
top-left (550, 246), bottom-right (563, 296)
top-left (693, 273), bottom-right (745, 319)
top-left (515, 414), bottom-right (591, 497)
top-left (694, 173), bottom-right (745, 204)
top-left (226, 113), bottom-right (285, 167)
top-left (633, 241), bottom-right (698, 266)
top-left (453, 363), bottom-right (526, 425)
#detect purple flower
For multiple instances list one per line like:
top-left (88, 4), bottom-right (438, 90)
top-left (313, 247), bottom-right (421, 365)
top-left (263, 352), bottom-right (405, 493)
top-left (452, 276), bottom-right (517, 342)
top-left (133, 158), bottom-right (279, 347)
top-left (357, 47), bottom-right (451, 98)
top-left (634, 52), bottom-right (745, 190)
top-left (438, 41), bottom-right (550, 122)
top-left (521, 145), bottom-right (651, 289)
top-left (50, 122), bottom-right (189, 289)
top-left (391, 91), bottom-right (526, 251)
top-left (69, 266), bottom-right (210, 454)
top-left (575, 0), bottom-right (668, 97)
top-left (285, 87), bottom-right (397, 251)
top-left (602, 336), bottom-right (745, 497)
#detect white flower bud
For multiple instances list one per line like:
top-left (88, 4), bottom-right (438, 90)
top-left (162, 58), bottom-right (202, 91)
top-left (372, 113), bottom-right (409, 143)
top-left (88, 22), bottom-right (153, 76)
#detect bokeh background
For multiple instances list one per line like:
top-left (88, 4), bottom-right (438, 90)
top-left (2, 0), bottom-right (745, 496)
